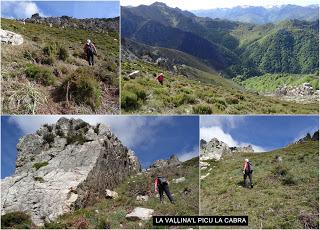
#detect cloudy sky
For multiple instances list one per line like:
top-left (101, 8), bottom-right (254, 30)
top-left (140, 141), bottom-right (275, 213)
top-left (200, 115), bottom-right (319, 152)
top-left (1, 115), bottom-right (199, 178)
top-left (121, 0), bottom-right (318, 10)
top-left (1, 1), bottom-right (120, 19)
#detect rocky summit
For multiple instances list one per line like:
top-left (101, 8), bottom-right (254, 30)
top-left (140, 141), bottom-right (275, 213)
top-left (1, 118), bottom-right (141, 226)
top-left (149, 155), bottom-right (181, 169)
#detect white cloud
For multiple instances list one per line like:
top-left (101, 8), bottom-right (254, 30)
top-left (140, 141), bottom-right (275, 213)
top-left (121, 0), bottom-right (319, 10)
top-left (200, 115), bottom-right (245, 129)
top-left (200, 126), bottom-right (267, 152)
top-left (1, 1), bottom-right (46, 19)
top-left (175, 145), bottom-right (199, 162)
top-left (7, 115), bottom-right (174, 149)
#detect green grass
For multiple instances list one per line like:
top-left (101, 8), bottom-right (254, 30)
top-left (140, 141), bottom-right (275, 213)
top-left (200, 141), bottom-right (319, 229)
top-left (121, 60), bottom-right (318, 114)
top-left (1, 18), bottom-right (119, 114)
top-left (236, 73), bottom-right (319, 93)
top-left (45, 157), bottom-right (199, 229)
top-left (32, 161), bottom-right (49, 170)
top-left (1, 211), bottom-right (32, 229)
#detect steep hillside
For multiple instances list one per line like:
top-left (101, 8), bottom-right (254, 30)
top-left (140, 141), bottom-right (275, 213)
top-left (193, 4), bottom-right (319, 24)
top-left (121, 60), bottom-right (318, 114)
top-left (1, 17), bottom-right (119, 114)
top-left (121, 3), bottom-right (319, 78)
top-left (2, 157), bottom-right (199, 229)
top-left (200, 140), bottom-right (319, 228)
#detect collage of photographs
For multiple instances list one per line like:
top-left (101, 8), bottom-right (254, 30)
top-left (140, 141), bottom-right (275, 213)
top-left (0, 0), bottom-right (319, 229)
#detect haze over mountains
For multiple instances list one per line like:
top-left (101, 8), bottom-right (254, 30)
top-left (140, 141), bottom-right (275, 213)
top-left (192, 4), bottom-right (319, 24)
top-left (122, 2), bottom-right (319, 78)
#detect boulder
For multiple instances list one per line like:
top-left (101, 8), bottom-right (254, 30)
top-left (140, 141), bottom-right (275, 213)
top-left (0, 29), bottom-right (24, 45)
top-left (1, 118), bottom-right (141, 226)
top-left (200, 138), bottom-right (231, 161)
top-left (126, 207), bottom-right (154, 221)
top-left (105, 189), bottom-right (118, 199)
top-left (128, 70), bottom-right (140, 79)
top-left (149, 155), bottom-right (181, 169)
top-left (136, 195), bottom-right (149, 202)
top-left (173, 177), bottom-right (186, 183)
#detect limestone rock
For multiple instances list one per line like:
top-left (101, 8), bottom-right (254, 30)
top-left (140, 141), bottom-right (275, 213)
top-left (0, 29), bottom-right (23, 45)
top-left (1, 118), bottom-right (141, 226)
top-left (128, 70), bottom-right (140, 79)
top-left (230, 145), bottom-right (254, 153)
top-left (105, 189), bottom-right (118, 199)
top-left (126, 207), bottom-right (154, 221)
top-left (200, 138), bottom-right (231, 161)
top-left (173, 177), bottom-right (186, 183)
top-left (149, 155), bottom-right (181, 169)
top-left (136, 195), bottom-right (149, 202)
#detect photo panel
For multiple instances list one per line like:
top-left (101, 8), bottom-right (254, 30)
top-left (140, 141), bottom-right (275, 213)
top-left (1, 115), bottom-right (199, 229)
top-left (1, 1), bottom-right (120, 115)
top-left (199, 115), bottom-right (319, 229)
top-left (120, 0), bottom-right (318, 115)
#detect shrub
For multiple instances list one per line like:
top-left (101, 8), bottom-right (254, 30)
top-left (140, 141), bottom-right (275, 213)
top-left (43, 43), bottom-right (57, 56)
top-left (226, 96), bottom-right (240, 104)
top-left (192, 104), bottom-right (213, 114)
top-left (66, 133), bottom-right (87, 145)
top-left (42, 56), bottom-right (55, 65)
top-left (43, 133), bottom-right (55, 145)
top-left (123, 83), bottom-right (147, 101)
top-left (172, 93), bottom-right (196, 107)
top-left (60, 68), bottom-right (102, 110)
top-left (1, 211), bottom-right (32, 229)
top-left (44, 221), bottom-right (65, 229)
top-left (25, 64), bottom-right (56, 86)
top-left (33, 161), bottom-right (49, 170)
top-left (58, 47), bottom-right (69, 61)
top-left (121, 91), bottom-right (139, 110)
top-left (33, 176), bottom-right (45, 183)
top-left (32, 36), bottom-right (40, 42)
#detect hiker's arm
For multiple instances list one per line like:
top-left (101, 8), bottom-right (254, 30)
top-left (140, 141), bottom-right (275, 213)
top-left (154, 179), bottom-right (158, 192)
top-left (93, 44), bottom-right (97, 53)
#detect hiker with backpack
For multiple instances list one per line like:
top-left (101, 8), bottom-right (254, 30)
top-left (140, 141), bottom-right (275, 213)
top-left (154, 73), bottom-right (164, 85)
top-left (154, 176), bottom-right (175, 204)
top-left (243, 159), bottom-right (253, 188)
top-left (83, 39), bottom-right (97, 66)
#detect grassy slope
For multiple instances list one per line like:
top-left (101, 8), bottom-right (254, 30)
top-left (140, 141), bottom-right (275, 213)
top-left (236, 73), bottom-right (319, 93)
top-left (1, 18), bottom-right (119, 114)
top-left (200, 141), bottom-right (319, 229)
top-left (121, 60), bottom-right (318, 114)
top-left (45, 158), bottom-right (199, 229)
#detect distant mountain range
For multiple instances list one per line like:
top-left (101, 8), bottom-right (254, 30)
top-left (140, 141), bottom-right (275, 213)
top-left (121, 2), bottom-right (319, 78)
top-left (192, 4), bottom-right (319, 24)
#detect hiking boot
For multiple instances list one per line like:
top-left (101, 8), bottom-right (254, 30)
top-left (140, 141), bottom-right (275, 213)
top-left (251, 184), bottom-right (253, 188)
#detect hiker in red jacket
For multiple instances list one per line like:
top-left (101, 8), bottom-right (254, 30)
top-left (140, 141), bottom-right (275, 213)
top-left (83, 39), bottom-right (97, 66)
top-left (154, 73), bottom-right (164, 85)
top-left (243, 159), bottom-right (253, 188)
top-left (154, 176), bottom-right (175, 204)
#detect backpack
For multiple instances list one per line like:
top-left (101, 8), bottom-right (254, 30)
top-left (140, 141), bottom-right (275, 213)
top-left (247, 162), bottom-right (253, 173)
top-left (158, 176), bottom-right (167, 185)
top-left (86, 43), bottom-right (95, 54)
top-left (158, 74), bottom-right (164, 81)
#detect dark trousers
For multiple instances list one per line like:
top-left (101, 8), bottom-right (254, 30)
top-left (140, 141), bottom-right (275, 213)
top-left (87, 53), bottom-right (94, 66)
top-left (244, 172), bottom-right (253, 187)
top-left (158, 183), bottom-right (174, 203)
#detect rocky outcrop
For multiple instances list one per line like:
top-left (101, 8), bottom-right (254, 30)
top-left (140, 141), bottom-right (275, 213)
top-left (230, 145), bottom-right (254, 153)
top-left (276, 83), bottom-right (316, 96)
top-left (295, 130), bottom-right (319, 144)
top-left (149, 155), bottom-right (181, 169)
top-left (200, 138), bottom-right (231, 161)
top-left (0, 29), bottom-right (23, 45)
top-left (22, 14), bottom-right (119, 33)
top-left (1, 118), bottom-right (141, 226)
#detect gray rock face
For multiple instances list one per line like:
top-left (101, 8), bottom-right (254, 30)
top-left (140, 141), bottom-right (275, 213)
top-left (295, 130), bottom-right (319, 144)
top-left (230, 145), bottom-right (254, 153)
top-left (149, 155), bottom-right (181, 169)
top-left (200, 138), bottom-right (231, 161)
top-left (0, 29), bottom-right (23, 45)
top-left (1, 118), bottom-right (141, 226)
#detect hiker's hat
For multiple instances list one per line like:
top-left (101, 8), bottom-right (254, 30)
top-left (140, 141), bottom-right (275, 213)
top-left (87, 39), bottom-right (91, 44)
top-left (245, 159), bottom-right (249, 162)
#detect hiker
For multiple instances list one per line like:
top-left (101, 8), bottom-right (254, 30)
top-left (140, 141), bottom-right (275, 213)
top-left (154, 73), bottom-right (164, 85)
top-left (83, 39), bottom-right (97, 66)
top-left (154, 176), bottom-right (175, 204)
top-left (243, 158), bottom-right (253, 188)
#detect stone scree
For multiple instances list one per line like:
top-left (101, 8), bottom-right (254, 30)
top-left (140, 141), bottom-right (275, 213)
top-left (1, 118), bottom-right (141, 226)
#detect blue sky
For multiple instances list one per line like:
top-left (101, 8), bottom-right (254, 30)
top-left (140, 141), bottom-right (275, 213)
top-left (1, 116), bottom-right (199, 179)
top-left (200, 115), bottom-right (319, 152)
top-left (1, 1), bottom-right (119, 19)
